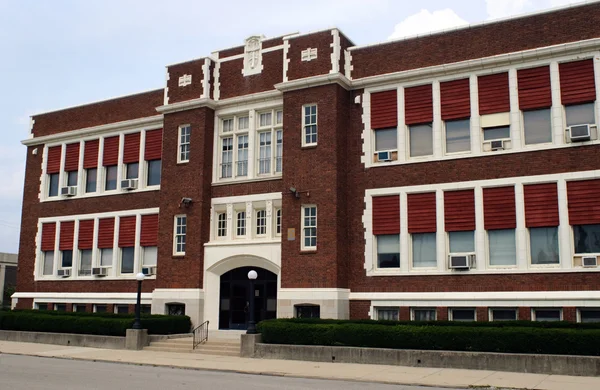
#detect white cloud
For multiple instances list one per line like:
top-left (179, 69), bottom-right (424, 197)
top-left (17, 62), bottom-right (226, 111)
top-left (485, 0), bottom-right (533, 20)
top-left (388, 9), bottom-right (468, 40)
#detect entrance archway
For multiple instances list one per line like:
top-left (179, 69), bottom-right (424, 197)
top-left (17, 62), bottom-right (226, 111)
top-left (219, 266), bottom-right (277, 330)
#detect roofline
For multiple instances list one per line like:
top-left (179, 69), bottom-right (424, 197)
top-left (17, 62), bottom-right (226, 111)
top-left (209, 31), bottom-right (299, 58)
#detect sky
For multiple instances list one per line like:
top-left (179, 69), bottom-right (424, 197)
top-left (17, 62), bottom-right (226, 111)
top-left (0, 0), bottom-right (584, 253)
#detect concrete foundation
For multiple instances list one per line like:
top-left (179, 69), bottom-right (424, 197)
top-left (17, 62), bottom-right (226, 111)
top-left (240, 333), bottom-right (262, 357)
top-left (125, 329), bottom-right (148, 350)
top-left (0, 330), bottom-right (126, 349)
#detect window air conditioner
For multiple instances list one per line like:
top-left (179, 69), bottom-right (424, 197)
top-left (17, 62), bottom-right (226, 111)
top-left (377, 151), bottom-right (392, 162)
top-left (60, 186), bottom-right (77, 197)
top-left (142, 266), bottom-right (156, 276)
top-left (582, 256), bottom-right (598, 268)
top-left (57, 269), bottom-right (71, 278)
top-left (120, 179), bottom-right (138, 191)
top-left (568, 124), bottom-right (591, 142)
top-left (92, 267), bottom-right (108, 277)
top-left (490, 140), bottom-right (505, 151)
top-left (449, 254), bottom-right (475, 270)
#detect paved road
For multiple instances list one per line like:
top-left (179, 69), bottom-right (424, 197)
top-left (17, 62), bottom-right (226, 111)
top-left (0, 354), bottom-right (462, 390)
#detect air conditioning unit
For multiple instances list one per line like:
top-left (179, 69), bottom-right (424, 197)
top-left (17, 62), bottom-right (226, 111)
top-left (142, 266), bottom-right (156, 276)
top-left (376, 151), bottom-right (392, 162)
top-left (568, 124), bottom-right (591, 142)
top-left (121, 179), bottom-right (138, 191)
top-left (490, 140), bottom-right (505, 151)
top-left (582, 256), bottom-right (598, 268)
top-left (449, 254), bottom-right (475, 270)
top-left (57, 268), bottom-right (71, 278)
top-left (60, 186), bottom-right (77, 197)
top-left (92, 267), bottom-right (108, 277)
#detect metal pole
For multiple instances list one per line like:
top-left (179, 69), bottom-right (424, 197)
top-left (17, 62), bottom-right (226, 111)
top-left (246, 279), bottom-right (257, 334)
top-left (132, 279), bottom-right (142, 330)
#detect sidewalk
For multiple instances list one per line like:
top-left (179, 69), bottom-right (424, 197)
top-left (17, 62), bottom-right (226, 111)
top-left (1, 340), bottom-right (599, 390)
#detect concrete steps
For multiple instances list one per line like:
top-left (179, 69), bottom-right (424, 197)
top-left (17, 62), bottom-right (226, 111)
top-left (144, 336), bottom-right (241, 356)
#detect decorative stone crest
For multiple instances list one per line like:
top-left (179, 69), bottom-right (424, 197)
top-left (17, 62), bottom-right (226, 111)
top-left (243, 35), bottom-right (264, 76)
top-left (178, 74), bottom-right (192, 87)
top-left (301, 48), bottom-right (318, 62)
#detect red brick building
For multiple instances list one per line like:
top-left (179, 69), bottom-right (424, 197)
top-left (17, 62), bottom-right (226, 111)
top-left (13, 3), bottom-right (600, 327)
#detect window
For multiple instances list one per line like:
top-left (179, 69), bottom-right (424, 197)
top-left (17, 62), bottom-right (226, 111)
top-left (375, 128), bottom-right (397, 151)
top-left (217, 213), bottom-right (227, 237)
top-left (412, 233), bottom-right (436, 268)
top-left (573, 224), bottom-right (600, 254)
top-left (276, 110), bottom-right (283, 125)
top-left (565, 102), bottom-right (595, 126)
top-left (100, 248), bottom-right (113, 267)
top-left (579, 309), bottom-right (600, 323)
top-left (48, 173), bottom-right (59, 197)
top-left (450, 308), bottom-right (476, 322)
top-left (490, 308), bottom-right (517, 321)
top-left (85, 168), bottom-right (97, 193)
top-left (412, 308), bottom-right (437, 321)
top-left (72, 304), bottom-right (85, 312)
top-left (67, 171), bottom-right (78, 187)
top-left (125, 162), bottom-right (139, 180)
top-left (303, 105), bottom-right (317, 146)
top-left (221, 137), bottom-right (233, 178)
top-left (488, 229), bottom-right (517, 266)
top-left (222, 118), bottom-right (234, 132)
top-left (167, 303), bottom-right (186, 316)
top-left (530, 227), bottom-right (559, 265)
top-left (523, 109), bottom-right (552, 145)
top-left (105, 166), bottom-right (118, 191)
top-left (140, 305), bottom-right (151, 314)
top-left (256, 210), bottom-right (267, 236)
top-left (42, 251), bottom-right (54, 276)
top-left (449, 231), bottom-right (475, 253)
top-left (36, 303), bottom-right (48, 311)
top-left (239, 116), bottom-right (249, 130)
top-left (236, 212), bottom-right (246, 237)
top-left (409, 123), bottom-right (433, 157)
top-left (79, 249), bottom-right (92, 276)
top-left (174, 215), bottom-right (186, 255)
top-left (61, 250), bottom-right (73, 268)
top-left (121, 247), bottom-right (134, 274)
top-left (115, 305), bottom-right (129, 314)
top-left (483, 126), bottom-right (510, 141)
top-left (54, 304), bottom-right (66, 312)
top-left (178, 125), bottom-right (191, 163)
top-left (376, 308), bottom-right (399, 321)
top-left (258, 132), bottom-right (271, 174)
top-left (533, 308), bottom-right (561, 322)
top-left (237, 135), bottom-right (248, 176)
top-left (295, 304), bottom-right (320, 319)
top-left (94, 304), bottom-right (107, 313)
top-left (377, 234), bottom-right (400, 268)
top-left (302, 206), bottom-right (317, 250)
top-left (142, 246), bottom-right (157, 267)
top-left (147, 160), bottom-right (161, 186)
top-left (275, 209), bottom-right (282, 236)
top-left (275, 130), bottom-right (283, 173)
top-left (445, 119), bottom-right (471, 153)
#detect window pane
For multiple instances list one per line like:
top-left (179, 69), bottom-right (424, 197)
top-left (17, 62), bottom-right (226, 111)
top-left (143, 246), bottom-right (157, 266)
top-left (256, 210), bottom-right (266, 235)
top-left (237, 135), bottom-right (248, 177)
top-left (566, 102), bottom-right (595, 126)
top-left (86, 168), bottom-right (97, 193)
top-left (275, 130), bottom-right (283, 173)
top-left (580, 310), bottom-right (600, 323)
top-left (67, 171), bottom-right (78, 186)
top-left (445, 119), bottom-right (471, 153)
top-left (258, 132), bottom-right (271, 174)
top-left (452, 309), bottom-right (475, 321)
top-left (489, 229), bottom-right (517, 266)
top-left (43, 251), bottom-right (54, 275)
top-left (48, 173), bottom-right (59, 197)
top-left (217, 213), bottom-right (227, 237)
top-left (413, 309), bottom-right (436, 321)
top-left (492, 309), bottom-right (517, 321)
top-left (147, 160), bottom-right (161, 186)
top-left (530, 227), bottom-right (559, 264)
top-left (237, 212), bottom-right (246, 236)
top-left (412, 233), bottom-right (437, 267)
top-left (222, 119), bottom-right (233, 132)
top-left (523, 109), bottom-right (552, 145)
top-left (573, 224), bottom-right (600, 254)
top-left (449, 231), bottom-right (474, 253)
top-left (296, 305), bottom-right (320, 319)
top-left (79, 250), bottom-right (92, 276)
top-left (377, 308), bottom-right (399, 321)
top-left (126, 162), bottom-right (139, 180)
top-left (105, 166), bottom-right (117, 190)
top-left (535, 309), bottom-right (561, 322)
top-left (483, 126), bottom-right (510, 141)
top-left (238, 116), bottom-right (249, 130)
top-left (95, 305), bottom-right (107, 313)
top-left (61, 250), bottom-right (73, 268)
top-left (55, 304), bottom-right (66, 312)
top-left (409, 124), bottom-right (433, 157)
top-left (100, 248), bottom-right (113, 267)
top-left (377, 234), bottom-right (400, 268)
top-left (375, 128), bottom-right (397, 151)
top-left (121, 247), bottom-right (134, 274)
top-left (116, 305), bottom-right (129, 314)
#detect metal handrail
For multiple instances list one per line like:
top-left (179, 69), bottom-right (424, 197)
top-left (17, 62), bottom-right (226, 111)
top-left (192, 320), bottom-right (209, 349)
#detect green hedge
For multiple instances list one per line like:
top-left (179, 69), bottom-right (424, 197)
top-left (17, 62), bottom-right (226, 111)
top-left (257, 319), bottom-right (600, 356)
top-left (0, 310), bottom-right (191, 336)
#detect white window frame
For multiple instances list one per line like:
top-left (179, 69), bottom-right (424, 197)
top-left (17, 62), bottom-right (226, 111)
top-left (217, 212), bottom-right (227, 238)
top-left (302, 104), bottom-right (318, 147)
top-left (173, 214), bottom-right (187, 256)
top-left (301, 205), bottom-right (317, 251)
top-left (236, 211), bottom-right (246, 237)
top-left (255, 209), bottom-right (267, 237)
top-left (577, 308), bottom-right (600, 323)
top-left (93, 304), bottom-right (108, 313)
top-left (407, 123), bottom-right (434, 159)
top-left (178, 124), bottom-right (191, 163)
top-left (486, 228), bottom-right (518, 269)
top-left (410, 307), bottom-right (437, 321)
top-left (489, 307), bottom-right (518, 321)
top-left (275, 208), bottom-right (282, 237)
top-left (527, 226), bottom-right (561, 268)
top-left (532, 308), bottom-right (563, 322)
top-left (375, 307), bottom-right (399, 321)
top-left (521, 109), bottom-right (553, 147)
top-left (449, 307), bottom-right (477, 322)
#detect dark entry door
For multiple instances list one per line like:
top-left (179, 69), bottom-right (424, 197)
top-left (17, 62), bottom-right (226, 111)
top-left (219, 267), bottom-right (277, 330)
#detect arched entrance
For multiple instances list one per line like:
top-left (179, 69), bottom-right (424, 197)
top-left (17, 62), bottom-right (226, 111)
top-left (219, 266), bottom-right (277, 330)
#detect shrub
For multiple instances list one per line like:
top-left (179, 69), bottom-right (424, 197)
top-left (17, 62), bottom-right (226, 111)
top-left (257, 319), bottom-right (600, 356)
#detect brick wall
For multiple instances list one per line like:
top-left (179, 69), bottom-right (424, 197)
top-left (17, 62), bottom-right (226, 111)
top-left (287, 31), bottom-right (334, 81)
top-left (167, 59), bottom-right (206, 104)
top-left (349, 300), bottom-right (370, 319)
top-left (218, 51), bottom-right (283, 100)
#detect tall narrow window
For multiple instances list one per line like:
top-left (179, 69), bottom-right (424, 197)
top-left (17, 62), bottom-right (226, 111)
top-left (441, 78), bottom-right (471, 154)
top-left (303, 105), bottom-right (317, 146)
top-left (120, 247), bottom-right (134, 274)
top-left (275, 209), bottom-right (282, 236)
top-left (43, 251), bottom-right (54, 276)
top-left (85, 169), bottom-right (97, 193)
top-left (118, 216), bottom-right (136, 274)
top-left (48, 174), bottom-right (59, 197)
top-left (59, 221), bottom-right (74, 271)
top-left (178, 125), bottom-right (191, 163)
top-left (46, 145), bottom-right (62, 197)
top-left (256, 210), bottom-right (267, 236)
top-left (301, 205), bottom-right (317, 250)
top-left (98, 218), bottom-right (114, 269)
top-left (64, 142), bottom-right (79, 191)
top-left (123, 133), bottom-right (140, 182)
top-left (275, 130), bottom-right (283, 173)
top-left (405, 84), bottom-right (433, 158)
top-left (145, 129), bottom-right (163, 186)
top-left (371, 90), bottom-right (398, 157)
top-left (237, 135), bottom-right (248, 177)
top-left (236, 211), bottom-right (246, 237)
top-left (78, 219), bottom-right (94, 276)
top-left (217, 213), bottom-right (227, 237)
top-left (147, 160), bottom-right (161, 186)
top-left (221, 137), bottom-right (233, 178)
top-left (258, 132), bottom-right (271, 174)
top-left (84, 139), bottom-right (99, 193)
top-left (174, 215), bottom-right (187, 255)
top-left (377, 235), bottom-right (400, 268)
top-left (140, 214), bottom-right (158, 269)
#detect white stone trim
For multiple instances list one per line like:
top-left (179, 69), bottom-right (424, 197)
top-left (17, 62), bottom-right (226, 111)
top-left (274, 72), bottom-right (351, 93)
top-left (301, 48), bottom-right (317, 62)
top-left (344, 50), bottom-right (353, 80)
top-left (163, 68), bottom-right (170, 105)
top-left (242, 36), bottom-right (264, 77)
top-left (213, 61), bottom-right (221, 101)
top-left (178, 74), bottom-right (192, 87)
top-left (330, 29), bottom-right (340, 74)
top-left (282, 39), bottom-right (290, 82)
top-left (279, 288), bottom-right (350, 300)
top-left (201, 58), bottom-right (211, 99)
top-left (13, 291), bottom-right (152, 305)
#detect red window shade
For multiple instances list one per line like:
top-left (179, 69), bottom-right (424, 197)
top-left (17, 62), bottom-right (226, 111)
top-left (41, 222), bottom-right (56, 251)
top-left (140, 214), bottom-right (159, 247)
top-left (64, 143), bottom-right (80, 172)
top-left (371, 90), bottom-right (398, 129)
top-left (444, 190), bottom-right (475, 232)
top-left (119, 216), bottom-right (136, 247)
top-left (440, 78), bottom-right (470, 120)
top-left (560, 59), bottom-right (596, 105)
top-left (372, 196), bottom-right (400, 235)
top-left (524, 183), bottom-right (559, 227)
top-left (59, 221), bottom-right (75, 251)
top-left (405, 84), bottom-right (433, 125)
top-left (567, 179), bottom-right (600, 225)
top-left (483, 186), bottom-right (516, 230)
top-left (478, 72), bottom-right (510, 115)
top-left (78, 220), bottom-right (94, 250)
top-left (144, 129), bottom-right (163, 161)
top-left (518, 66), bottom-right (552, 110)
top-left (46, 146), bottom-right (62, 174)
top-left (83, 139), bottom-right (99, 169)
top-left (123, 133), bottom-right (141, 164)
top-left (98, 218), bottom-right (115, 249)
top-left (103, 136), bottom-right (119, 166)
top-left (407, 192), bottom-right (436, 233)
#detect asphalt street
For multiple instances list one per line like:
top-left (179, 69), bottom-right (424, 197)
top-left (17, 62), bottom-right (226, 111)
top-left (0, 354), bottom-right (463, 390)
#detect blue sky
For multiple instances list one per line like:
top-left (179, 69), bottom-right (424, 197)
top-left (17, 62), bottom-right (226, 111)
top-left (0, 0), bottom-right (581, 253)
